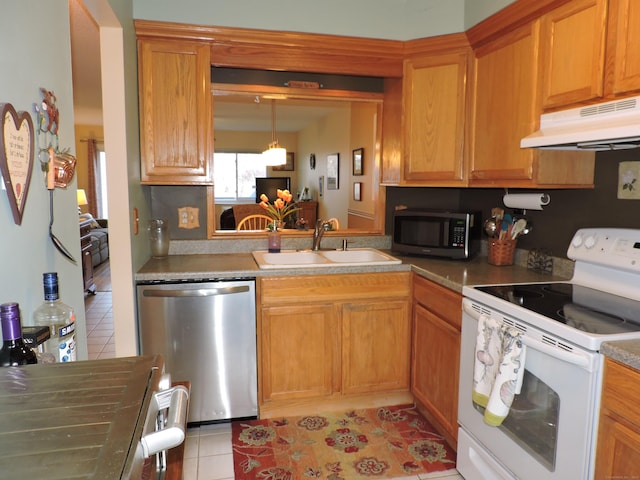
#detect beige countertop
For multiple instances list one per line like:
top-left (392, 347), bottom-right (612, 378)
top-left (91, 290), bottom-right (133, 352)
top-left (136, 250), bottom-right (640, 371)
top-left (136, 251), bottom-right (569, 288)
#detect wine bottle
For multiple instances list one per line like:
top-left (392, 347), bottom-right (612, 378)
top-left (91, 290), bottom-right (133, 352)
top-left (33, 272), bottom-right (76, 363)
top-left (0, 303), bottom-right (38, 367)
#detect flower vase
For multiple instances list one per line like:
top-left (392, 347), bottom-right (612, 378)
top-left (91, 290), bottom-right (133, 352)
top-left (267, 230), bottom-right (281, 253)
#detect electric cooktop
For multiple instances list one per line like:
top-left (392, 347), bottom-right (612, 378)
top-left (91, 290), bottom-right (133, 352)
top-left (474, 283), bottom-right (640, 336)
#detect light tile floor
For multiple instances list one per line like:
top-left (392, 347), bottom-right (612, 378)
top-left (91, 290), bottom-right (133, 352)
top-left (85, 261), bottom-right (463, 480)
top-left (85, 261), bottom-right (115, 360)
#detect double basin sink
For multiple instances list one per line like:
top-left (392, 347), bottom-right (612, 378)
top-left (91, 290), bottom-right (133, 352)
top-left (252, 248), bottom-right (402, 269)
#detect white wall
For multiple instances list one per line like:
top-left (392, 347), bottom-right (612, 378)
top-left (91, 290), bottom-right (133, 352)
top-left (0, 1), bottom-right (87, 357)
top-left (133, 0), bottom-right (465, 40)
top-left (297, 107), bottom-right (351, 226)
top-left (464, 0), bottom-right (517, 29)
top-left (133, 0), bottom-right (516, 40)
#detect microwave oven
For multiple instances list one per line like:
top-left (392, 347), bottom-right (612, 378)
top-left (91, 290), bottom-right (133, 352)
top-left (392, 209), bottom-right (481, 260)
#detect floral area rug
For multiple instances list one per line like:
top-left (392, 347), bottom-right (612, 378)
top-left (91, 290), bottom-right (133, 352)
top-left (231, 404), bottom-right (457, 479)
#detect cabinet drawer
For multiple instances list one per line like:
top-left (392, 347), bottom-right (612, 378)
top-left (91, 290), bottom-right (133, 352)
top-left (601, 358), bottom-right (640, 426)
top-left (260, 272), bottom-right (410, 306)
top-left (413, 274), bottom-right (461, 329)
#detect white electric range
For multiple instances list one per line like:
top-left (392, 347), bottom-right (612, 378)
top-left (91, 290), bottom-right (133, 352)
top-left (457, 228), bottom-right (640, 480)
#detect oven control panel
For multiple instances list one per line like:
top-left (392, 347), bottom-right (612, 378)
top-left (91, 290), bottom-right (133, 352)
top-left (568, 228), bottom-right (640, 270)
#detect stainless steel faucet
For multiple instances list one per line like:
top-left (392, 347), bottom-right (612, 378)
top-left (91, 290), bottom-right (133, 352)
top-left (312, 219), bottom-right (332, 251)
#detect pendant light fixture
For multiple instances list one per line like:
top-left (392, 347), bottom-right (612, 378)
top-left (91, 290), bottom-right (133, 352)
top-left (263, 99), bottom-right (287, 166)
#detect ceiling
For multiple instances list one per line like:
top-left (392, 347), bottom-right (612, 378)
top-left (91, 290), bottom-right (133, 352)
top-left (69, 0), bottom-right (350, 132)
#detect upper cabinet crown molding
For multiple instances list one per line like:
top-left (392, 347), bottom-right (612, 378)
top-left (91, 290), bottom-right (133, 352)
top-left (134, 20), bottom-right (404, 78)
top-left (466, 0), bottom-right (576, 48)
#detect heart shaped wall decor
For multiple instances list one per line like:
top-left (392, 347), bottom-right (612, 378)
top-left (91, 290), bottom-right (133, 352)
top-left (0, 103), bottom-right (34, 225)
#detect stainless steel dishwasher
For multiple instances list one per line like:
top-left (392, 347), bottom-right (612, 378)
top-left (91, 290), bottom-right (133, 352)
top-left (136, 278), bottom-right (257, 424)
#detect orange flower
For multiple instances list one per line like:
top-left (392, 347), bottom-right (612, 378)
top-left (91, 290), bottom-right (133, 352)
top-left (259, 189), bottom-right (300, 229)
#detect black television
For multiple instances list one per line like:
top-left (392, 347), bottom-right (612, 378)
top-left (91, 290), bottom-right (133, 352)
top-left (255, 177), bottom-right (291, 203)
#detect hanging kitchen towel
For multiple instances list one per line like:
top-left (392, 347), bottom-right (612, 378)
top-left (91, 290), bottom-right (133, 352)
top-left (472, 314), bottom-right (503, 408)
top-left (484, 326), bottom-right (526, 427)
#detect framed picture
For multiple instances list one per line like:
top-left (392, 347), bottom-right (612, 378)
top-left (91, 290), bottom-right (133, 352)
top-left (327, 153), bottom-right (339, 190)
top-left (353, 182), bottom-right (362, 201)
top-left (319, 176), bottom-right (324, 197)
top-left (352, 148), bottom-right (363, 176)
top-left (309, 153), bottom-right (316, 170)
top-left (272, 151), bottom-right (295, 171)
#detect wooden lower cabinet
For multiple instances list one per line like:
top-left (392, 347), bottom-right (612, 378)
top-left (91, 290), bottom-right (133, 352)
top-left (258, 272), bottom-right (412, 417)
top-left (260, 304), bottom-right (336, 402)
top-left (595, 358), bottom-right (640, 478)
top-left (342, 300), bottom-right (411, 395)
top-left (411, 274), bottom-right (461, 449)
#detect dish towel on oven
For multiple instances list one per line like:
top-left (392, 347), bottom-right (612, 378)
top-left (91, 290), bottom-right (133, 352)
top-left (472, 314), bottom-right (526, 427)
top-left (472, 314), bottom-right (502, 408)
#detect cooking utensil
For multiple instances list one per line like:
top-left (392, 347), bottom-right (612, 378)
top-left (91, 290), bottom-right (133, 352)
top-left (511, 218), bottom-right (527, 240)
top-left (47, 148), bottom-right (76, 263)
top-left (500, 219), bottom-right (510, 239)
top-left (522, 220), bottom-right (533, 236)
top-left (484, 217), bottom-right (498, 237)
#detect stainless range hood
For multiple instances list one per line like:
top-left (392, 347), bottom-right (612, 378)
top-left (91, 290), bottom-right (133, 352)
top-left (521, 96), bottom-right (640, 151)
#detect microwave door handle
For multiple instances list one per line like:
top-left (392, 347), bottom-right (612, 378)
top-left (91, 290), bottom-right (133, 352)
top-left (140, 385), bottom-right (189, 458)
top-left (143, 285), bottom-right (250, 298)
top-left (462, 301), bottom-right (594, 371)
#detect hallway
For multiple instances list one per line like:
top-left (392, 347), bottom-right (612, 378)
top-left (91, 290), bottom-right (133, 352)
top-left (85, 261), bottom-right (115, 360)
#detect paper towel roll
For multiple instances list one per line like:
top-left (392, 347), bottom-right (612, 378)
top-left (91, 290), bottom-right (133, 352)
top-left (503, 193), bottom-right (550, 211)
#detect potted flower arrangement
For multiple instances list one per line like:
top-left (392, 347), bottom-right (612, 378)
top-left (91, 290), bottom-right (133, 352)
top-left (258, 189), bottom-right (300, 231)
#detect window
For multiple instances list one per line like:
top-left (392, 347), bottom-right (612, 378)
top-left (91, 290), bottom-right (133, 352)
top-left (96, 147), bottom-right (108, 218)
top-left (214, 152), bottom-right (266, 202)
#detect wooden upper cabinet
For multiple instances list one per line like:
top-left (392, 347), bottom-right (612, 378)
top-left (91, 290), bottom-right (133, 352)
top-left (402, 50), bottom-right (470, 185)
top-left (539, 0), bottom-right (608, 110)
top-left (605, 0), bottom-right (640, 96)
top-left (138, 39), bottom-right (213, 184)
top-left (469, 20), bottom-right (595, 188)
top-left (470, 22), bottom-right (541, 185)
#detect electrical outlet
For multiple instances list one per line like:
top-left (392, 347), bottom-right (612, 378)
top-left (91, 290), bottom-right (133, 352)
top-left (178, 206), bottom-right (199, 229)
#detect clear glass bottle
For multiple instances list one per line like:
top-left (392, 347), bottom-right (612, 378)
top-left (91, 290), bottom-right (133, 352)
top-left (0, 303), bottom-right (37, 367)
top-left (33, 272), bottom-right (76, 363)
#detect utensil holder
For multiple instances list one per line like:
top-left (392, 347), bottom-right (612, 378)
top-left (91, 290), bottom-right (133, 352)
top-left (488, 238), bottom-right (517, 266)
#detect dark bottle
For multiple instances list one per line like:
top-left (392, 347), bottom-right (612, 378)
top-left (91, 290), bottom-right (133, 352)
top-left (0, 303), bottom-right (38, 367)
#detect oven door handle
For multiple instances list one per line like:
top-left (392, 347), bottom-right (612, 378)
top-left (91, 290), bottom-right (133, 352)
top-left (140, 385), bottom-right (189, 458)
top-left (463, 302), bottom-right (594, 371)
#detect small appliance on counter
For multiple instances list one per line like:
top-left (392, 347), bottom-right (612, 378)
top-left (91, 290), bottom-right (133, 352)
top-left (391, 208), bottom-right (481, 260)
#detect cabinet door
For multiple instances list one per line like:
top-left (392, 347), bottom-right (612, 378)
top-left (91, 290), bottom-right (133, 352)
top-left (138, 40), bottom-right (213, 184)
top-left (341, 300), bottom-right (410, 395)
top-left (260, 304), bottom-right (336, 402)
top-left (470, 22), bottom-right (540, 184)
top-left (403, 52), bottom-right (469, 184)
top-left (606, 0), bottom-right (640, 95)
top-left (595, 414), bottom-right (640, 478)
top-left (595, 358), bottom-right (640, 477)
top-left (540, 0), bottom-right (608, 109)
top-left (412, 303), bottom-right (460, 444)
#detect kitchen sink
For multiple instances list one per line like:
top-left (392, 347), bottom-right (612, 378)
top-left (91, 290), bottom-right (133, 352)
top-left (252, 248), bottom-right (401, 269)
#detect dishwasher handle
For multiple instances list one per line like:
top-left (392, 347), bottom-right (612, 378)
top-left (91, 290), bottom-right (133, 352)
top-left (142, 285), bottom-right (250, 298)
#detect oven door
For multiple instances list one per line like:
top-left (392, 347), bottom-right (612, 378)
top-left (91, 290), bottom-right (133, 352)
top-left (457, 299), bottom-right (602, 480)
